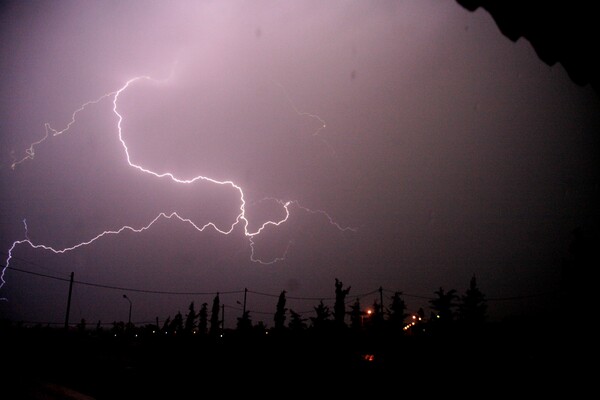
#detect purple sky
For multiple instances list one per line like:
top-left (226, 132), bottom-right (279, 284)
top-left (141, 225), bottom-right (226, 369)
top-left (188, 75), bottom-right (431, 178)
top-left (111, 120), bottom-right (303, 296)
top-left (1, 1), bottom-right (598, 328)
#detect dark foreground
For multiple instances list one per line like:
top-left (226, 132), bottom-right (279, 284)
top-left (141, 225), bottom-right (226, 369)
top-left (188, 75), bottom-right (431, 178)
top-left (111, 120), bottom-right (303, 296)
top-left (1, 322), bottom-right (590, 399)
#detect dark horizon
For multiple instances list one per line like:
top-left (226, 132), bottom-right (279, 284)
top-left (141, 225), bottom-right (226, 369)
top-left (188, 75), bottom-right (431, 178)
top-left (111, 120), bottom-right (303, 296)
top-left (0, 261), bottom-right (573, 330)
top-left (2, 281), bottom-right (584, 398)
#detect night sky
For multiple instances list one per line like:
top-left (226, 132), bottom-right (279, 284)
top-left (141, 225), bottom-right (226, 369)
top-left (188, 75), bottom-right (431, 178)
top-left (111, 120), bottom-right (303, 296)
top-left (1, 1), bottom-right (598, 329)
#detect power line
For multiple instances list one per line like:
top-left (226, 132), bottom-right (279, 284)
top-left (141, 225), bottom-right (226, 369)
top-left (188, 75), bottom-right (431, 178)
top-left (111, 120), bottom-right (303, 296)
top-left (3, 264), bottom-right (560, 303)
top-left (3, 262), bottom-right (562, 328)
top-left (3, 265), bottom-right (241, 295)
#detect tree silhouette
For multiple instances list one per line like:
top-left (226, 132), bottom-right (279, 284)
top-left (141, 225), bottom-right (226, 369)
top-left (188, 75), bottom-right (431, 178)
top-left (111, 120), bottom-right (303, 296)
top-left (274, 290), bottom-right (287, 331)
top-left (288, 309), bottom-right (307, 332)
top-left (458, 275), bottom-right (487, 326)
top-left (348, 298), bottom-right (362, 330)
top-left (197, 302), bottom-right (208, 336)
top-left (333, 278), bottom-right (351, 328)
top-left (161, 316), bottom-right (171, 334)
top-left (430, 287), bottom-right (458, 321)
top-left (429, 287), bottom-right (459, 335)
top-left (253, 320), bottom-right (266, 336)
top-left (370, 298), bottom-right (384, 330)
top-left (209, 293), bottom-right (220, 336)
top-left (76, 318), bottom-right (87, 335)
top-left (111, 321), bottom-right (125, 336)
top-left (236, 310), bottom-right (252, 333)
top-left (95, 320), bottom-right (103, 334)
top-left (169, 311), bottom-right (183, 335)
top-left (184, 301), bottom-right (197, 335)
top-left (310, 300), bottom-right (331, 330)
top-left (388, 291), bottom-right (409, 333)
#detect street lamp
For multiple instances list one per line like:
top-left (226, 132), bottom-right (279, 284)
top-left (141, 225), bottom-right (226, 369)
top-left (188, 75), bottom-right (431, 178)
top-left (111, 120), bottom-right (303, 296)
top-left (123, 294), bottom-right (132, 326)
top-left (361, 308), bottom-right (373, 327)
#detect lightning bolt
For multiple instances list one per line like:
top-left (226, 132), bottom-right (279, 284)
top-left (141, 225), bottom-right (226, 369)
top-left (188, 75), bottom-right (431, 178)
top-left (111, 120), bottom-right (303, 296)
top-left (2, 70), bottom-right (356, 299)
top-left (274, 80), bottom-right (327, 137)
top-left (274, 80), bottom-right (338, 157)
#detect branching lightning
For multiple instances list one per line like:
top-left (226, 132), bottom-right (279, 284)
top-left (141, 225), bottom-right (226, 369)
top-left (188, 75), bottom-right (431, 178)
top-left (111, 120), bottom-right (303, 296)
top-left (274, 80), bottom-right (327, 137)
top-left (2, 70), bottom-right (356, 298)
top-left (274, 80), bottom-right (338, 157)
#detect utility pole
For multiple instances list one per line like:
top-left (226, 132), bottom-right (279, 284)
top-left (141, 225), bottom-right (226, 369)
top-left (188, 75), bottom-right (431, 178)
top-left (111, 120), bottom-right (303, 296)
top-left (64, 272), bottom-right (74, 331)
top-left (243, 287), bottom-right (247, 316)
top-left (221, 303), bottom-right (225, 331)
top-left (379, 286), bottom-right (384, 318)
top-left (123, 294), bottom-right (132, 326)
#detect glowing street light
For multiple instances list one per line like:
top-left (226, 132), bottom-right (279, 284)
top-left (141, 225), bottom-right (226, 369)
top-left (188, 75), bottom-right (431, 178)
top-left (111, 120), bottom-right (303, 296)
top-left (361, 308), bottom-right (373, 327)
top-left (122, 294), bottom-right (132, 326)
